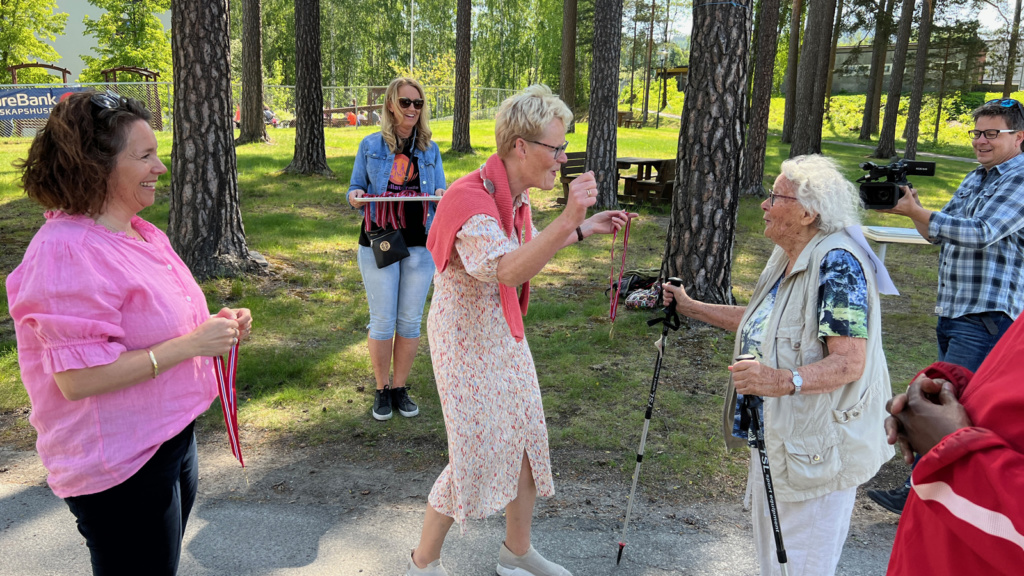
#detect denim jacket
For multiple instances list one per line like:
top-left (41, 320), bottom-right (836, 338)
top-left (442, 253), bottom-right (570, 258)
top-left (346, 132), bottom-right (446, 232)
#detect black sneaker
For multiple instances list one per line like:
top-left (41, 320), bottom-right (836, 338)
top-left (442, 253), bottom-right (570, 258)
top-left (391, 387), bottom-right (419, 417)
top-left (372, 386), bottom-right (392, 421)
top-left (867, 484), bottom-right (910, 515)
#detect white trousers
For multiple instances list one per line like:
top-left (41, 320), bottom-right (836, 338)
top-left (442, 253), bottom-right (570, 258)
top-left (748, 449), bottom-right (857, 576)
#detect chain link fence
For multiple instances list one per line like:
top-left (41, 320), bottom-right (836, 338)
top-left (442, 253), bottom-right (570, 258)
top-left (2, 82), bottom-right (518, 137)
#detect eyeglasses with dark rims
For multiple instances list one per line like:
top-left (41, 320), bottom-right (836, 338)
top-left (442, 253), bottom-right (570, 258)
top-left (397, 97), bottom-right (424, 110)
top-left (525, 139), bottom-right (569, 159)
top-left (90, 90), bottom-right (127, 110)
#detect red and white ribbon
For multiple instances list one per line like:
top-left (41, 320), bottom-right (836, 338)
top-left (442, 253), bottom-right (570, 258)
top-left (214, 344), bottom-right (244, 467)
top-left (609, 217), bottom-right (633, 322)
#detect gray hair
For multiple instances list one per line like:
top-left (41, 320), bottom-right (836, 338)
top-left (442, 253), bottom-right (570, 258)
top-left (494, 84), bottom-right (573, 157)
top-left (780, 154), bottom-right (861, 234)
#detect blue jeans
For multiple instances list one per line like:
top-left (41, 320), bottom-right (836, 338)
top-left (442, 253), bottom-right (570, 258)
top-left (357, 245), bottom-right (435, 340)
top-left (936, 312), bottom-right (1014, 372)
top-left (64, 422), bottom-right (198, 576)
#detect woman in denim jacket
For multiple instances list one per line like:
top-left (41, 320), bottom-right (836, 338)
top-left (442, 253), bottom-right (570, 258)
top-left (347, 77), bottom-right (446, 421)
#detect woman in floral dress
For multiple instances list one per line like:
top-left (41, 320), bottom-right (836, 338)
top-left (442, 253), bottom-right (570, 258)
top-left (406, 85), bottom-right (634, 576)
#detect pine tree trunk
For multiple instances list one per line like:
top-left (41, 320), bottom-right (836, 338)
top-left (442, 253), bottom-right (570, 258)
top-left (781, 0), bottom-right (803, 144)
top-left (1004, 0), bottom-right (1023, 98)
top-left (169, 0), bottom-right (262, 280)
top-left (237, 0), bottom-right (268, 144)
top-left (451, 0), bottom-right (473, 152)
top-left (664, 2), bottom-right (750, 304)
top-left (790, 0), bottom-right (837, 157)
top-left (560, 0), bottom-right (578, 133)
top-left (874, 0), bottom-right (915, 159)
top-left (743, 0), bottom-right (781, 197)
top-left (824, 0), bottom-right (844, 113)
top-left (285, 0), bottom-right (333, 176)
top-left (860, 0), bottom-right (894, 140)
top-left (903, 0), bottom-right (934, 159)
top-left (585, 0), bottom-right (623, 209)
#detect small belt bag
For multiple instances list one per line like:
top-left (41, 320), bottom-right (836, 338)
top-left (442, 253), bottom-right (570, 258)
top-left (367, 226), bottom-right (409, 268)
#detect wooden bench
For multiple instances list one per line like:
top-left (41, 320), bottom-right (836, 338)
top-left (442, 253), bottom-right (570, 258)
top-left (620, 159), bottom-right (675, 206)
top-left (556, 152), bottom-right (587, 204)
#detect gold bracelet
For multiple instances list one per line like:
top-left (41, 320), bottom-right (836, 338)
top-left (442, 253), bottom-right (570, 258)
top-left (146, 349), bottom-right (159, 379)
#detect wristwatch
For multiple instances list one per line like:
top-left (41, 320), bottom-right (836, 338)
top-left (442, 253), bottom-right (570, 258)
top-left (790, 369), bottom-right (803, 396)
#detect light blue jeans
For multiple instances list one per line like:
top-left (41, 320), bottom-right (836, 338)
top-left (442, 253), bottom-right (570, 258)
top-left (357, 245), bottom-right (435, 340)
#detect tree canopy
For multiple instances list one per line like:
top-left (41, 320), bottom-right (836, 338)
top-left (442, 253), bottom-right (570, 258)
top-left (80, 0), bottom-right (173, 82)
top-left (0, 0), bottom-right (69, 83)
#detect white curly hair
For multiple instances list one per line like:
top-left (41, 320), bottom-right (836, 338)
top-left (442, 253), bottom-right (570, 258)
top-left (780, 154), bottom-right (862, 234)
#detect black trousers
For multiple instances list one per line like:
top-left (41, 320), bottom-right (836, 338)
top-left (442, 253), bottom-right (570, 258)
top-left (64, 421), bottom-right (198, 576)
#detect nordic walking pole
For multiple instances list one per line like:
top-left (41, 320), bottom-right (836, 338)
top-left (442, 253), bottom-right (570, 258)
top-left (616, 277), bottom-right (682, 565)
top-left (736, 354), bottom-right (790, 576)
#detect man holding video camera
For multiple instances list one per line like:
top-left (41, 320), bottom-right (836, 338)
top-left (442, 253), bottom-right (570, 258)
top-left (869, 98), bottom-right (1024, 514)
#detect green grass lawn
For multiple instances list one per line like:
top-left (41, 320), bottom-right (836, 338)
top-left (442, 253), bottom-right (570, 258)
top-left (0, 120), bottom-right (975, 499)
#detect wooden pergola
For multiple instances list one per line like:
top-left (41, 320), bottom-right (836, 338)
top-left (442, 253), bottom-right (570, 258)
top-left (100, 66), bottom-right (164, 130)
top-left (7, 62), bottom-right (72, 84)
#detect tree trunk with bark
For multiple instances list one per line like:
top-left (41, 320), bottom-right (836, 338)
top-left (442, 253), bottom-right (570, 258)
top-left (169, 0), bottom-right (262, 279)
top-left (781, 0), bottom-right (803, 143)
top-left (790, 0), bottom-right (838, 157)
top-left (824, 0), bottom-right (845, 114)
top-left (663, 2), bottom-right (750, 304)
top-left (560, 0), bottom-right (578, 132)
top-left (860, 0), bottom-right (895, 140)
top-left (451, 0), bottom-right (473, 152)
top-left (237, 0), bottom-right (267, 144)
top-left (1004, 0), bottom-right (1023, 98)
top-left (874, 0), bottom-right (915, 159)
top-left (743, 0), bottom-right (781, 197)
top-left (903, 0), bottom-right (934, 159)
top-left (584, 0), bottom-right (623, 209)
top-left (285, 0), bottom-right (333, 176)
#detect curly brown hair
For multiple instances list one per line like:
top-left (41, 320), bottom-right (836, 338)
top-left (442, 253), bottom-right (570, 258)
top-left (15, 91), bottom-right (152, 215)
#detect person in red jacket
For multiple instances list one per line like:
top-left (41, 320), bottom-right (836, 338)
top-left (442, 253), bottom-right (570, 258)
top-left (885, 317), bottom-right (1024, 575)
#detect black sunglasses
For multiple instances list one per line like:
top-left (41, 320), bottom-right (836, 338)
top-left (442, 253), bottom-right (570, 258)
top-left (986, 98), bottom-right (1024, 119)
top-left (91, 90), bottom-right (127, 110)
top-left (398, 97), bottom-right (424, 110)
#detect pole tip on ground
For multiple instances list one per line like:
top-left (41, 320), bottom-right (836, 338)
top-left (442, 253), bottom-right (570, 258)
top-left (616, 542), bottom-right (625, 565)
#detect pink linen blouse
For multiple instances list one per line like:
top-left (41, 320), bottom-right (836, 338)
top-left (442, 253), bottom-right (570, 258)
top-left (6, 211), bottom-right (218, 498)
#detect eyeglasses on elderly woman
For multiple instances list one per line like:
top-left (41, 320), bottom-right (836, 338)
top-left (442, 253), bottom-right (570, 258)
top-left (768, 189), bottom-right (799, 207)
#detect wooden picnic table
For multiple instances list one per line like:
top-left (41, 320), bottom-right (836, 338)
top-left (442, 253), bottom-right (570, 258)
top-left (616, 157), bottom-right (675, 206)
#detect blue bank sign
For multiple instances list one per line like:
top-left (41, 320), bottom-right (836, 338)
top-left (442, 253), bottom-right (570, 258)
top-left (0, 87), bottom-right (87, 120)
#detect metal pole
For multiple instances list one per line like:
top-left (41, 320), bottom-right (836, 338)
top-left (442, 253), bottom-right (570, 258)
top-left (737, 354), bottom-right (790, 576)
top-left (410, 0), bottom-right (415, 74)
top-left (617, 278), bottom-right (682, 565)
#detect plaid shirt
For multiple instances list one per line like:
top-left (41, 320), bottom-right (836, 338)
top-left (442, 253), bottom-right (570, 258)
top-left (929, 153), bottom-right (1024, 319)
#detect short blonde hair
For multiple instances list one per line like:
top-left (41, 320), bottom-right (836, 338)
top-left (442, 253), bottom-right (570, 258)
top-left (780, 154), bottom-right (862, 234)
top-left (380, 77), bottom-right (432, 153)
top-left (494, 85), bottom-right (573, 157)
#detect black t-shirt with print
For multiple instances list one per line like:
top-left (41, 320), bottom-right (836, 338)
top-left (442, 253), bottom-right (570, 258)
top-left (358, 135), bottom-right (428, 248)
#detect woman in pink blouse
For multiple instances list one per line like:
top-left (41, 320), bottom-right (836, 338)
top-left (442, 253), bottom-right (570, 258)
top-left (6, 91), bottom-right (252, 576)
top-left (409, 85), bottom-right (634, 576)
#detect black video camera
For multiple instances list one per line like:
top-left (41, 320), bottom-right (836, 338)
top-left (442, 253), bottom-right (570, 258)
top-left (857, 159), bottom-right (936, 209)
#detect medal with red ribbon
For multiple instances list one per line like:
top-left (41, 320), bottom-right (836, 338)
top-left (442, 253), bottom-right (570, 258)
top-left (214, 344), bottom-right (244, 467)
top-left (609, 216), bottom-right (633, 328)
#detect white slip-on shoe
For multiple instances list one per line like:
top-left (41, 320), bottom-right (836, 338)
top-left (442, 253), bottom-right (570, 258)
top-left (495, 543), bottom-right (572, 576)
top-left (407, 548), bottom-right (449, 576)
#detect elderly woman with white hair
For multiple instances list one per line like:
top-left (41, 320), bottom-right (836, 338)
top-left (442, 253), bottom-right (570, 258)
top-left (663, 155), bottom-right (892, 576)
top-left (406, 85), bottom-right (633, 576)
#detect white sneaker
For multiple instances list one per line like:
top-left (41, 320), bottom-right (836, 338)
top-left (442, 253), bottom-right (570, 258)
top-left (407, 548), bottom-right (449, 576)
top-left (496, 543), bottom-right (572, 576)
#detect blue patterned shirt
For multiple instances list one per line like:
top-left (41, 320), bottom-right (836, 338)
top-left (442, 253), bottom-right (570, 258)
top-left (929, 153), bottom-right (1024, 320)
top-left (733, 249), bottom-right (869, 444)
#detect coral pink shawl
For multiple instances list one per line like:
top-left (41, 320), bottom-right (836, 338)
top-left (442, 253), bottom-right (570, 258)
top-left (426, 154), bottom-right (533, 342)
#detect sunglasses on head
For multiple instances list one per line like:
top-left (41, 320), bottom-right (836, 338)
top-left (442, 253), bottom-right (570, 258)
top-left (986, 98), bottom-right (1024, 119)
top-left (90, 90), bottom-right (127, 110)
top-left (398, 97), bottom-right (424, 110)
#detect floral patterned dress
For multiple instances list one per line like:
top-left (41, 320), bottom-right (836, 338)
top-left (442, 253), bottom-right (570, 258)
top-left (426, 194), bottom-right (554, 530)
